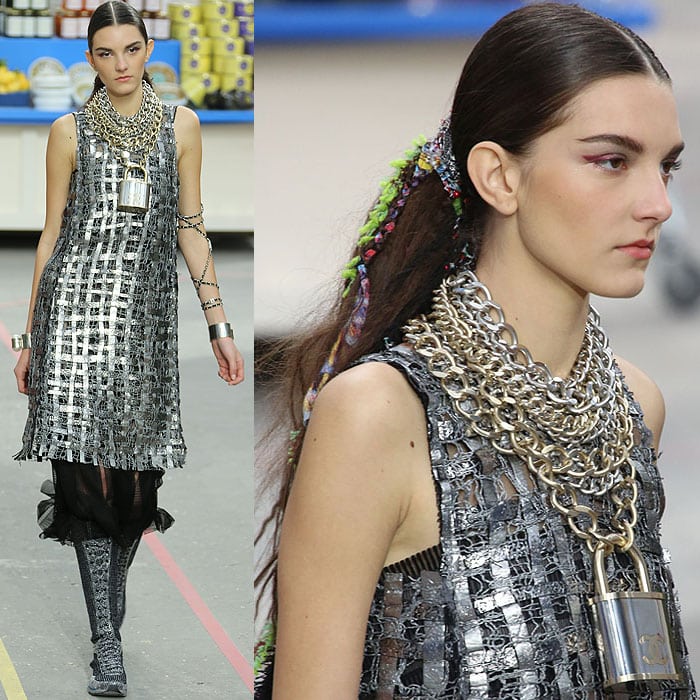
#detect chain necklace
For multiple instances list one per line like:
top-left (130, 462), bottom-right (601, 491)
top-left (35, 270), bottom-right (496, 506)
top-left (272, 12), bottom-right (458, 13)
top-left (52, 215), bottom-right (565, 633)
top-left (403, 269), bottom-right (638, 553)
top-left (84, 80), bottom-right (163, 169)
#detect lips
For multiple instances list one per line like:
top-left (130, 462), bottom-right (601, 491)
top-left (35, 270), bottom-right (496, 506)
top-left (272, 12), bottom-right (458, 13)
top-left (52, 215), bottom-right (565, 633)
top-left (616, 239), bottom-right (654, 260)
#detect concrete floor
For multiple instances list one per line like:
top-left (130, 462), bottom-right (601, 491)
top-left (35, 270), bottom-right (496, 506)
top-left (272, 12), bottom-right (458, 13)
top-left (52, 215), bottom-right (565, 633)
top-left (0, 235), bottom-right (253, 699)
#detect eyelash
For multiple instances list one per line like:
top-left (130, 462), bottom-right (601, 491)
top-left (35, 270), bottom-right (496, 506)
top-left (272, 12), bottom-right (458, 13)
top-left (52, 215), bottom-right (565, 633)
top-left (587, 155), bottom-right (683, 180)
top-left (97, 47), bottom-right (140, 58)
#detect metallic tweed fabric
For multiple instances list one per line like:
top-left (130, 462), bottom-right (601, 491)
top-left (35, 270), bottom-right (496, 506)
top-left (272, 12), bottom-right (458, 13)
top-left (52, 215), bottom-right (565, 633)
top-left (16, 106), bottom-right (185, 470)
top-left (358, 346), bottom-right (696, 699)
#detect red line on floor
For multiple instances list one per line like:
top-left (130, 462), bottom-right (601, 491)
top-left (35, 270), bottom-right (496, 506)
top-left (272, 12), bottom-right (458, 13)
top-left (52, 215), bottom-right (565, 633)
top-left (144, 532), bottom-right (254, 693)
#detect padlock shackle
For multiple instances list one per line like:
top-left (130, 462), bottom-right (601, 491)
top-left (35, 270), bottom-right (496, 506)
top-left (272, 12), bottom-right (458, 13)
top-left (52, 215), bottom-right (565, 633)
top-left (593, 543), bottom-right (652, 596)
top-left (124, 163), bottom-right (148, 180)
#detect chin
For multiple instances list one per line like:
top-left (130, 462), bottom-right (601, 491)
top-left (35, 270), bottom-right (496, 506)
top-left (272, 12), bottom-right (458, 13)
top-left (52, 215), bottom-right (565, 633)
top-left (592, 276), bottom-right (647, 300)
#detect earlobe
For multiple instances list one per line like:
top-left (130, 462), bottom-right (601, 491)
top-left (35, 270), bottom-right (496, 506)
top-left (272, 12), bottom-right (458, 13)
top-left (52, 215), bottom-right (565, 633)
top-left (466, 141), bottom-right (520, 216)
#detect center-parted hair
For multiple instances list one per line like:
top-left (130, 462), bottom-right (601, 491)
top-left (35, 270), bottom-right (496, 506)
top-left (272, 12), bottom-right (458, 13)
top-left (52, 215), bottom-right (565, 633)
top-left (254, 2), bottom-right (673, 623)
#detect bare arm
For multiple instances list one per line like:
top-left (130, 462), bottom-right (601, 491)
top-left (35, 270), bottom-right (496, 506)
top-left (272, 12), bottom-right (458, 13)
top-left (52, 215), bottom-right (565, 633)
top-left (14, 115), bottom-right (75, 394)
top-left (273, 362), bottom-right (433, 699)
top-left (174, 106), bottom-right (244, 385)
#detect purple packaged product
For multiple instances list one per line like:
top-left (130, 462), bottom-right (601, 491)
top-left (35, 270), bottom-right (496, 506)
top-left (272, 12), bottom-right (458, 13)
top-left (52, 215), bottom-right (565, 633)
top-left (233, 2), bottom-right (253, 17)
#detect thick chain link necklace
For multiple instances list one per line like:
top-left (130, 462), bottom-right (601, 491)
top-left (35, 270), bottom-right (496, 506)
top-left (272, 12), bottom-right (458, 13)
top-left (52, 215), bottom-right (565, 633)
top-left (84, 81), bottom-right (163, 168)
top-left (403, 269), bottom-right (638, 553)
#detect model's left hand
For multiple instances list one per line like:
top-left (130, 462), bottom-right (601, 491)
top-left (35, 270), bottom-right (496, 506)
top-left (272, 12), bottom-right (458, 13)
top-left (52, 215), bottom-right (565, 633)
top-left (211, 336), bottom-right (245, 385)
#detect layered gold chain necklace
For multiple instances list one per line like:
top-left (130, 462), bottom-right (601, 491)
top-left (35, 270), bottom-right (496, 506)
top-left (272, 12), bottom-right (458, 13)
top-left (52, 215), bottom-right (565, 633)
top-left (403, 269), bottom-right (638, 554)
top-left (84, 81), bottom-right (163, 213)
top-left (84, 80), bottom-right (162, 165)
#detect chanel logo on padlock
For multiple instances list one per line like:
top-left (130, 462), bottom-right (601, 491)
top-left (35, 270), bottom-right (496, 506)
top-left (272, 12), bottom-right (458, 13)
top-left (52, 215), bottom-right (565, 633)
top-left (118, 163), bottom-right (151, 214)
top-left (640, 633), bottom-right (669, 667)
top-left (589, 544), bottom-right (679, 688)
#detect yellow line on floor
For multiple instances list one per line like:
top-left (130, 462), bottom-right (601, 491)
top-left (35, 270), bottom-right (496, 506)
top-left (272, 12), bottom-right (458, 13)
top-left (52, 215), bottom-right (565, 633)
top-left (0, 638), bottom-right (27, 700)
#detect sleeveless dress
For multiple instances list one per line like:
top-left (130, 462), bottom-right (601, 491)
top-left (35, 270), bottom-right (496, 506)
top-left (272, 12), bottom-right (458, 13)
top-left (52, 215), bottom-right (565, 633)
top-left (15, 105), bottom-right (185, 472)
top-left (357, 345), bottom-right (696, 699)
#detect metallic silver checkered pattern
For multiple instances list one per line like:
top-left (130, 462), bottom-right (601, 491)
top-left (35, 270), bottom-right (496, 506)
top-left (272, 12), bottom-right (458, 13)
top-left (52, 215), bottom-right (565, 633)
top-left (16, 106), bottom-right (185, 471)
top-left (358, 347), bottom-right (696, 698)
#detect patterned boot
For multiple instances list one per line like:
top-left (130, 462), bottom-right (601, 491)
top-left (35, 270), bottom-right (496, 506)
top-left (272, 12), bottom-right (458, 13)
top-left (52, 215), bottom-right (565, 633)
top-left (75, 537), bottom-right (128, 697)
top-left (112, 537), bottom-right (140, 632)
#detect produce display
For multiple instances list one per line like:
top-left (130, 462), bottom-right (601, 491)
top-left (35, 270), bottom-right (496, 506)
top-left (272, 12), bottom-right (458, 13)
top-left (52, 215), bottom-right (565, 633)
top-left (0, 60), bottom-right (30, 94)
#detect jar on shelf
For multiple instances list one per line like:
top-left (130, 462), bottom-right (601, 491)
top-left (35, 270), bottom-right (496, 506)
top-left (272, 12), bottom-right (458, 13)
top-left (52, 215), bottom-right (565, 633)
top-left (35, 10), bottom-right (54, 36)
top-left (21, 11), bottom-right (37, 36)
top-left (57, 10), bottom-right (80, 38)
top-left (152, 13), bottom-right (171, 39)
top-left (4, 9), bottom-right (24, 36)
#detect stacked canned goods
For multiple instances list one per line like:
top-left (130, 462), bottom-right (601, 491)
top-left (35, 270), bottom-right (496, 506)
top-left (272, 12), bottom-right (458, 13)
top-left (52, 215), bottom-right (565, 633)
top-left (169, 0), bottom-right (253, 108)
top-left (53, 0), bottom-right (171, 39)
top-left (1, 0), bottom-right (53, 38)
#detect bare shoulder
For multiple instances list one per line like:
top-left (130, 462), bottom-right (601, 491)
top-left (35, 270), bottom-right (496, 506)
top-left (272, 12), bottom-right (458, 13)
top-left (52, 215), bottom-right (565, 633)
top-left (301, 360), bottom-right (428, 498)
top-left (173, 105), bottom-right (201, 137)
top-left (312, 360), bottom-right (424, 433)
top-left (51, 113), bottom-right (76, 138)
top-left (49, 114), bottom-right (77, 152)
top-left (46, 113), bottom-right (77, 174)
top-left (614, 355), bottom-right (665, 450)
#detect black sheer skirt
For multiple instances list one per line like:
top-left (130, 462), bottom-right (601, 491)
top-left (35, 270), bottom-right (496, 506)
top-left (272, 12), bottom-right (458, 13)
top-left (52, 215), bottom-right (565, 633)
top-left (38, 459), bottom-right (174, 545)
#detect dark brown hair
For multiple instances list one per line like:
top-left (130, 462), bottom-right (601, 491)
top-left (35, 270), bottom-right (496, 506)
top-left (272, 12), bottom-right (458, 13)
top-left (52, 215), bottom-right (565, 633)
top-left (255, 2), bottom-right (671, 619)
top-left (86, 0), bottom-right (153, 101)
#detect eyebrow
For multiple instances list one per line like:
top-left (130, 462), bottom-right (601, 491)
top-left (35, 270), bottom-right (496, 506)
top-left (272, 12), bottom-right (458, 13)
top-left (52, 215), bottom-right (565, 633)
top-left (577, 133), bottom-right (685, 159)
top-left (94, 41), bottom-right (143, 52)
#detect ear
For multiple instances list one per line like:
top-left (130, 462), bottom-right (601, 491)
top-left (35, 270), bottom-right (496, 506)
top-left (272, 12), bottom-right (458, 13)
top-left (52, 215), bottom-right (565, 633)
top-left (146, 38), bottom-right (155, 61)
top-left (85, 49), bottom-right (95, 71)
top-left (466, 141), bottom-right (521, 216)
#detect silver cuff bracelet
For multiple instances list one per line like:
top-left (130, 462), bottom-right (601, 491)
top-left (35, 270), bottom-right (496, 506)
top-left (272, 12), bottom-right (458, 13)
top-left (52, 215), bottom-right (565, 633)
top-left (208, 322), bottom-right (234, 341)
top-left (11, 333), bottom-right (32, 351)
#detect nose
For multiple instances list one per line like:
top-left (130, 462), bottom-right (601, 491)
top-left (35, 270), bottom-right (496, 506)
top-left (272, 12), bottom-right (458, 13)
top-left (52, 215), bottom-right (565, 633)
top-left (115, 54), bottom-right (128, 71)
top-left (635, 169), bottom-right (673, 224)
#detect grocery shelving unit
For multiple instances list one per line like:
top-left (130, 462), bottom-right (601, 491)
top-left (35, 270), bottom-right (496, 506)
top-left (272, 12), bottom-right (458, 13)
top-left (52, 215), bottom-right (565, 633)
top-left (0, 36), bottom-right (253, 232)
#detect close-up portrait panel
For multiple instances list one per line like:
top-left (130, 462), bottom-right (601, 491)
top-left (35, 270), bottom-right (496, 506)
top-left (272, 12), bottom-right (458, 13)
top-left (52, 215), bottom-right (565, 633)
top-left (255, 2), bottom-right (700, 698)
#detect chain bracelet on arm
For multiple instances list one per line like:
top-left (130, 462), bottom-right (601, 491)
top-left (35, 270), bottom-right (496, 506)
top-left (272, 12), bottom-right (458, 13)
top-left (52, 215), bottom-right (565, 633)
top-left (403, 269), bottom-right (638, 555)
top-left (177, 204), bottom-right (216, 293)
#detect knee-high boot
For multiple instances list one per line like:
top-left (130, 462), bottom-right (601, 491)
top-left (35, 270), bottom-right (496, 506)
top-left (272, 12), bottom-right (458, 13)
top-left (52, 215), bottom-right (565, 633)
top-left (75, 537), bottom-right (128, 697)
top-left (112, 536), bottom-right (141, 633)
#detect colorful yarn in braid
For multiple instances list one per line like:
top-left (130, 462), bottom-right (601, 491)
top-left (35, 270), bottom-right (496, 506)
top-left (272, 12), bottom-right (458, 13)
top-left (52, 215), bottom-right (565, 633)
top-left (300, 118), bottom-right (466, 428)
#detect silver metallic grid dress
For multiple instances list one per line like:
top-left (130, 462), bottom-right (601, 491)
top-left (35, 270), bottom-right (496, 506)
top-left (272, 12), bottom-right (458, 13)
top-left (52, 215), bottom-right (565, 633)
top-left (357, 346), bottom-right (696, 699)
top-left (15, 104), bottom-right (186, 472)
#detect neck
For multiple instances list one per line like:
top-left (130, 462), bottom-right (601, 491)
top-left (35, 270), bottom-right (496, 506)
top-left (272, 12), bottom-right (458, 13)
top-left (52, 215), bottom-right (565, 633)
top-left (475, 237), bottom-right (590, 380)
top-left (105, 80), bottom-right (144, 116)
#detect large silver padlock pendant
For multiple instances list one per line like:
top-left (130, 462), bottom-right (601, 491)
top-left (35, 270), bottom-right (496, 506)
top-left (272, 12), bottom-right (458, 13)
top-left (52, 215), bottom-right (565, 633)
top-left (589, 545), bottom-right (679, 688)
top-left (118, 164), bottom-right (150, 214)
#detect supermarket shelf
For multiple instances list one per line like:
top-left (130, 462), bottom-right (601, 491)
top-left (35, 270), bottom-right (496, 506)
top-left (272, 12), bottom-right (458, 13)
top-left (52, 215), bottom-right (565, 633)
top-left (255, 0), bottom-right (656, 42)
top-left (0, 36), bottom-right (179, 73)
top-left (0, 37), bottom-right (252, 123)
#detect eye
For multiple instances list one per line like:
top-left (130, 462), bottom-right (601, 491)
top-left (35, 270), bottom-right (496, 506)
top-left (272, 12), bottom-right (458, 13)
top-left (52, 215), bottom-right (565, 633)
top-left (661, 159), bottom-right (682, 180)
top-left (98, 51), bottom-right (111, 58)
top-left (128, 45), bottom-right (141, 54)
top-left (596, 156), bottom-right (627, 171)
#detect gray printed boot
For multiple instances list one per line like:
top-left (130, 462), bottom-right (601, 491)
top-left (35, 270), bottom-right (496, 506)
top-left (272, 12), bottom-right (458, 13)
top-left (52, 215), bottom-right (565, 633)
top-left (75, 537), bottom-right (128, 697)
top-left (111, 537), bottom-right (141, 633)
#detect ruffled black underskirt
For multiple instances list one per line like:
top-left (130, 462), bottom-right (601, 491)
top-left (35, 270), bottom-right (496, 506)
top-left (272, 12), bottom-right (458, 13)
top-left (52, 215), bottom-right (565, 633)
top-left (38, 459), bottom-right (174, 545)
